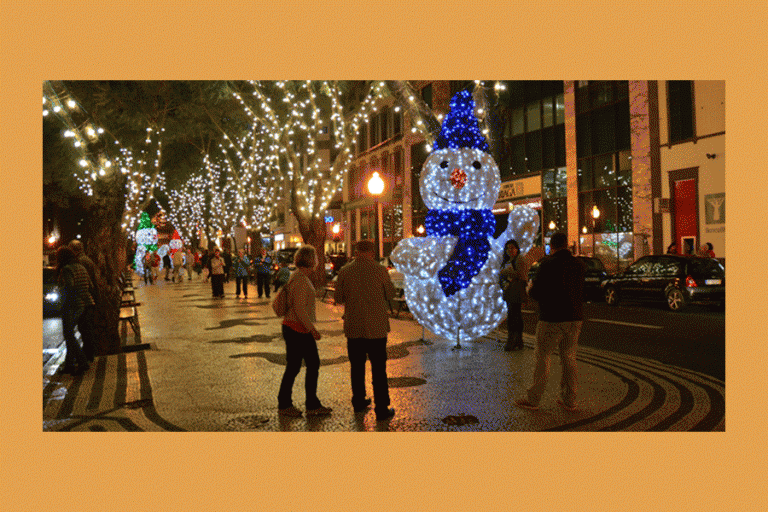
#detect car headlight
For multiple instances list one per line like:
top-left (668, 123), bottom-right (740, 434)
top-left (45, 291), bottom-right (59, 303)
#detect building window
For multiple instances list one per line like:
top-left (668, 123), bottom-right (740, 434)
top-left (410, 142), bottom-right (429, 214)
top-left (380, 106), bottom-right (389, 142)
top-left (421, 83), bottom-right (433, 110)
top-left (370, 114), bottom-right (380, 147)
top-left (575, 81), bottom-right (631, 159)
top-left (357, 123), bottom-right (367, 154)
top-left (577, 149), bottom-right (634, 272)
top-left (668, 80), bottom-right (694, 143)
top-left (497, 81), bottom-right (565, 177)
top-left (542, 166), bottom-right (568, 238)
top-left (393, 108), bottom-right (402, 136)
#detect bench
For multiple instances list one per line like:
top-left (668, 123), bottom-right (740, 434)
top-left (390, 288), bottom-right (408, 317)
top-left (119, 302), bottom-right (141, 342)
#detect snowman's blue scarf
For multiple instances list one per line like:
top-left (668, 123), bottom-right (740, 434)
top-left (426, 208), bottom-right (496, 297)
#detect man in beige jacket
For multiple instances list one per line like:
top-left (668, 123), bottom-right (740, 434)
top-left (334, 240), bottom-right (397, 421)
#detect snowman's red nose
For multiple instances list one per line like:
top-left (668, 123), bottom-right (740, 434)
top-left (450, 168), bottom-right (467, 189)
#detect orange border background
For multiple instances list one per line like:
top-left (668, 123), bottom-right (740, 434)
top-left (2, 0), bottom-right (767, 510)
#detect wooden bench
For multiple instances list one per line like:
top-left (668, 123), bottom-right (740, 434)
top-left (390, 288), bottom-right (408, 317)
top-left (119, 302), bottom-right (141, 342)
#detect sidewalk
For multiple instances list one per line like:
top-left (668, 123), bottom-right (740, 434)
top-left (43, 272), bottom-right (725, 431)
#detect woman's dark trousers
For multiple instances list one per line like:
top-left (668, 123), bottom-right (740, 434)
top-left (278, 325), bottom-right (321, 410)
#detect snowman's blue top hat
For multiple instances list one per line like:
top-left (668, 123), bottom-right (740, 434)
top-left (432, 89), bottom-right (490, 153)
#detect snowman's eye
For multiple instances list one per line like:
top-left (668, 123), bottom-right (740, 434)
top-left (472, 161), bottom-right (482, 169)
top-left (440, 161), bottom-right (449, 169)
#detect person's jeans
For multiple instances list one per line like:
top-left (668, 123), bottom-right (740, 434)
top-left (235, 276), bottom-right (248, 297)
top-left (278, 325), bottom-right (322, 410)
top-left (257, 273), bottom-right (270, 298)
top-left (62, 309), bottom-right (88, 369)
top-left (76, 305), bottom-right (97, 361)
top-left (347, 338), bottom-right (390, 412)
top-left (505, 301), bottom-right (523, 341)
top-left (526, 321), bottom-right (582, 407)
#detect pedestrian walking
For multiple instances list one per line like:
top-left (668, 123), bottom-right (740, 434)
top-left (143, 251), bottom-right (153, 284)
top-left (68, 240), bottom-right (98, 361)
top-left (151, 250), bottom-right (161, 283)
top-left (56, 246), bottom-right (92, 375)
top-left (500, 239), bottom-right (528, 351)
top-left (172, 247), bottom-right (184, 282)
top-left (233, 248), bottom-right (250, 298)
top-left (163, 252), bottom-right (172, 281)
top-left (334, 240), bottom-right (397, 421)
top-left (185, 247), bottom-right (194, 280)
top-left (209, 248), bottom-right (225, 298)
top-left (277, 245), bottom-right (332, 418)
top-left (514, 232), bottom-right (586, 412)
top-left (254, 248), bottom-right (273, 298)
top-left (273, 261), bottom-right (291, 292)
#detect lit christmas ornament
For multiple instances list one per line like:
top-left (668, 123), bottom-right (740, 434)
top-left (390, 90), bottom-right (539, 345)
top-left (168, 229), bottom-right (183, 255)
top-left (134, 212), bottom-right (159, 274)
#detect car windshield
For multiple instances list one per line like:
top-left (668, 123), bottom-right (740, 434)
top-left (688, 257), bottom-right (724, 276)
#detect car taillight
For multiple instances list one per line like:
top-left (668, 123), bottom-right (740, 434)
top-left (685, 276), bottom-right (697, 287)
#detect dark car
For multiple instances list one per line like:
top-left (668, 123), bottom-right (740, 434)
top-left (527, 256), bottom-right (607, 302)
top-left (43, 266), bottom-right (62, 315)
top-left (601, 255), bottom-right (725, 311)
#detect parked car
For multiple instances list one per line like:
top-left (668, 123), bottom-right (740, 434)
top-left (527, 256), bottom-right (608, 302)
top-left (601, 255), bottom-right (725, 311)
top-left (43, 266), bottom-right (62, 315)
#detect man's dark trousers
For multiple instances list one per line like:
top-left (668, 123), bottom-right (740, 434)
top-left (347, 338), bottom-right (390, 413)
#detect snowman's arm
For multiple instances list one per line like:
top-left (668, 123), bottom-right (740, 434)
top-left (390, 237), bottom-right (457, 278)
top-left (492, 206), bottom-right (540, 254)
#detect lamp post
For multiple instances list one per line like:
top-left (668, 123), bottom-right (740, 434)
top-left (367, 171), bottom-right (384, 260)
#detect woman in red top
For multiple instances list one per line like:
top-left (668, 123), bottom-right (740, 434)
top-left (276, 245), bottom-right (332, 418)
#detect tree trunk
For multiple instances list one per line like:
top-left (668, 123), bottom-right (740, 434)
top-left (86, 178), bottom-right (128, 355)
top-left (296, 215), bottom-right (327, 288)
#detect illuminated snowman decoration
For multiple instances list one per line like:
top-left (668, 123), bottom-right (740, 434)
top-left (134, 212), bottom-right (159, 275)
top-left (390, 90), bottom-right (539, 345)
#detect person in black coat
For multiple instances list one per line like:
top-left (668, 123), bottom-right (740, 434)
top-left (514, 232), bottom-right (586, 412)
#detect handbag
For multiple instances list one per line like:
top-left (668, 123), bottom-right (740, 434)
top-left (272, 282), bottom-right (289, 317)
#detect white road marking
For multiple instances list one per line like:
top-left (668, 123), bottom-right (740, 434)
top-left (588, 318), bottom-right (663, 329)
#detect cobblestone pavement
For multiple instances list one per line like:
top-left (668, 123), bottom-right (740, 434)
top-left (43, 274), bottom-right (725, 432)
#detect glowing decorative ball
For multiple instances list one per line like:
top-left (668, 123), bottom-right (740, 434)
top-left (390, 90), bottom-right (539, 343)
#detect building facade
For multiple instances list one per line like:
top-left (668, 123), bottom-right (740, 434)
top-left (340, 80), bottom-right (725, 272)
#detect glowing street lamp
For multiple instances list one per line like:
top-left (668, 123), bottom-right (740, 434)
top-left (591, 205), bottom-right (601, 256)
top-left (367, 172), bottom-right (384, 259)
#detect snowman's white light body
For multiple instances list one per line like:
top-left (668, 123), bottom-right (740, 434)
top-left (390, 91), bottom-right (539, 342)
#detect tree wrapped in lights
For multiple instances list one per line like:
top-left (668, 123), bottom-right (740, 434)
top-left (226, 80), bottom-right (390, 283)
top-left (390, 90), bottom-right (539, 346)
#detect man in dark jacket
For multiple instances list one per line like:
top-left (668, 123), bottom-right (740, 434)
top-left (514, 232), bottom-right (586, 412)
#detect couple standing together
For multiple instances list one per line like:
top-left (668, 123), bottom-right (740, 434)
top-left (276, 240), bottom-right (396, 422)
